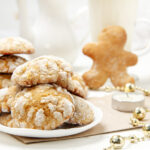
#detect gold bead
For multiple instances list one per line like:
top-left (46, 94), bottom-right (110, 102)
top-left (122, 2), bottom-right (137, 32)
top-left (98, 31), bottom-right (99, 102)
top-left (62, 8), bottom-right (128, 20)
top-left (130, 117), bottom-right (140, 126)
top-left (110, 135), bottom-right (125, 149)
top-left (116, 86), bottom-right (124, 91)
top-left (143, 89), bottom-right (150, 96)
top-left (124, 83), bottom-right (135, 92)
top-left (120, 86), bottom-right (125, 92)
top-left (103, 147), bottom-right (113, 150)
top-left (143, 124), bottom-right (150, 138)
top-left (139, 137), bottom-right (145, 141)
top-left (105, 86), bottom-right (112, 92)
top-left (128, 135), bottom-right (138, 143)
top-left (133, 107), bottom-right (146, 120)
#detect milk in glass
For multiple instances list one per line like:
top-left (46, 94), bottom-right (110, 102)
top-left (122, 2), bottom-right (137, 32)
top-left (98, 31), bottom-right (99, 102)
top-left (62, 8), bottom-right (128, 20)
top-left (88, 0), bottom-right (138, 50)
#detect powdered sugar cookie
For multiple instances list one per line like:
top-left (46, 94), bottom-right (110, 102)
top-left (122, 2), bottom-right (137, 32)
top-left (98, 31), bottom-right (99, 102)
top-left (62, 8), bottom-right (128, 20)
top-left (0, 74), bottom-right (12, 88)
top-left (0, 55), bottom-right (27, 73)
top-left (0, 37), bottom-right (34, 54)
top-left (82, 26), bottom-right (137, 89)
top-left (68, 95), bottom-right (94, 125)
top-left (12, 56), bottom-right (87, 98)
top-left (0, 114), bottom-right (12, 126)
top-left (65, 74), bottom-right (88, 98)
top-left (12, 55), bottom-right (72, 86)
top-left (11, 84), bottom-right (75, 130)
top-left (0, 86), bottom-right (19, 113)
top-left (0, 114), bottom-right (19, 128)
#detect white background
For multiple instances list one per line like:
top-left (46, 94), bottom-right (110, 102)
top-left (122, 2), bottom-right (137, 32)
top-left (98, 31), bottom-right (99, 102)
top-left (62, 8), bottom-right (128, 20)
top-left (0, 0), bottom-right (150, 149)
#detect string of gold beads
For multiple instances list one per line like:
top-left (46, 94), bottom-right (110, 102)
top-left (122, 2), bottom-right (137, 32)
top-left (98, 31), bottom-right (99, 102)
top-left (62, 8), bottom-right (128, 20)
top-left (100, 83), bottom-right (150, 96)
top-left (103, 83), bottom-right (150, 149)
top-left (104, 107), bottom-right (150, 149)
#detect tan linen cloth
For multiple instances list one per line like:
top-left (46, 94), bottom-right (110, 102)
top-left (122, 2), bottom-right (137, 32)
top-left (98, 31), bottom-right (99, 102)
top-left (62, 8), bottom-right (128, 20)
top-left (1, 95), bottom-right (150, 144)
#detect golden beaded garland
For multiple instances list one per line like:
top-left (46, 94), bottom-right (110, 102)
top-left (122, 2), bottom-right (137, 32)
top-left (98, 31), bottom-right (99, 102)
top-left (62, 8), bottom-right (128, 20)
top-left (104, 106), bottom-right (149, 149)
top-left (143, 89), bottom-right (150, 96)
top-left (110, 135), bottom-right (125, 149)
top-left (100, 83), bottom-right (150, 97)
top-left (143, 124), bottom-right (150, 138)
top-left (128, 135), bottom-right (138, 143)
top-left (133, 107), bottom-right (146, 120)
top-left (124, 83), bottom-right (135, 92)
top-left (130, 117), bottom-right (140, 126)
top-left (103, 83), bottom-right (150, 149)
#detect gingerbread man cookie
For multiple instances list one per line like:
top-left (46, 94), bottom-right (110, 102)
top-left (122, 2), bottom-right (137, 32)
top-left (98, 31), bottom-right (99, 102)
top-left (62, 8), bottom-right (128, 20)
top-left (82, 26), bottom-right (138, 89)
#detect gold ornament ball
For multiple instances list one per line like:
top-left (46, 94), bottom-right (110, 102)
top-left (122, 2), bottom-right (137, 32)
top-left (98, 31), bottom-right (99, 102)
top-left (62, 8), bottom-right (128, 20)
top-left (129, 135), bottom-right (138, 143)
top-left (125, 83), bottom-right (135, 92)
top-left (133, 107), bottom-right (146, 120)
top-left (130, 117), bottom-right (140, 126)
top-left (110, 135), bottom-right (125, 149)
top-left (144, 89), bottom-right (150, 96)
top-left (143, 124), bottom-right (150, 138)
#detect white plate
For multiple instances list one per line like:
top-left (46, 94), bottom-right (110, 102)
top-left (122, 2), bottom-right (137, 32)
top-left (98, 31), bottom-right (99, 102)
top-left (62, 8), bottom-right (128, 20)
top-left (0, 101), bottom-right (102, 138)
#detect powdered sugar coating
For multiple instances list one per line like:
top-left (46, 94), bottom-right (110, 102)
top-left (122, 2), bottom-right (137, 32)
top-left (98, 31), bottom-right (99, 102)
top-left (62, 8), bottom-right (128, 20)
top-left (11, 84), bottom-right (75, 130)
top-left (0, 74), bottom-right (12, 89)
top-left (12, 56), bottom-right (68, 86)
top-left (12, 56), bottom-right (87, 98)
top-left (0, 37), bottom-right (34, 54)
top-left (0, 114), bottom-right (13, 127)
top-left (34, 109), bottom-right (46, 127)
top-left (68, 95), bottom-right (94, 125)
top-left (66, 74), bottom-right (88, 98)
top-left (0, 95), bottom-right (94, 129)
top-left (27, 107), bottom-right (35, 122)
top-left (0, 55), bottom-right (27, 73)
top-left (14, 96), bottom-right (27, 118)
top-left (0, 86), bottom-right (19, 113)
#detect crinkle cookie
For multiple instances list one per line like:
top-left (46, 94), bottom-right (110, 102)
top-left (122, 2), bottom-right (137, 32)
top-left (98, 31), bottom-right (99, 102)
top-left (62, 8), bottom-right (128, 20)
top-left (68, 95), bottom-right (94, 125)
top-left (0, 113), bottom-right (19, 128)
top-left (12, 55), bottom-right (72, 86)
top-left (10, 84), bottom-right (75, 130)
top-left (0, 86), bottom-right (19, 113)
top-left (12, 56), bottom-right (87, 98)
top-left (0, 55), bottom-right (27, 73)
top-left (0, 37), bottom-right (34, 54)
top-left (0, 114), bottom-right (12, 127)
top-left (65, 74), bottom-right (88, 98)
top-left (0, 74), bottom-right (12, 88)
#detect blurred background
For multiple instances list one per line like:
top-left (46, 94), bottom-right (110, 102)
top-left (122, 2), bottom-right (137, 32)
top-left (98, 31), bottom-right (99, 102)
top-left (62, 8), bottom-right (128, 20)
top-left (1, 0), bottom-right (150, 46)
top-left (1, 0), bottom-right (150, 88)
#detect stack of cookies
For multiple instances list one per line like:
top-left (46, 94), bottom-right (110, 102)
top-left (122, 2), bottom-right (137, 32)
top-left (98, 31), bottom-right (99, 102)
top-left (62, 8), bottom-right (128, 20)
top-left (0, 37), bottom-right (35, 113)
top-left (0, 56), bottom-right (94, 130)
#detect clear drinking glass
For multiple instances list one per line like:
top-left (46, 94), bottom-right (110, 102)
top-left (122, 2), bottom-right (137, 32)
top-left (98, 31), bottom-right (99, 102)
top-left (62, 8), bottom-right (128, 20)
top-left (88, 0), bottom-right (138, 50)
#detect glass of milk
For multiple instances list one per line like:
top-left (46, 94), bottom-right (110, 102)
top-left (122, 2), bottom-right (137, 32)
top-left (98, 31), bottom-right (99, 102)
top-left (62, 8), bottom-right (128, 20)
top-left (88, 0), bottom-right (138, 50)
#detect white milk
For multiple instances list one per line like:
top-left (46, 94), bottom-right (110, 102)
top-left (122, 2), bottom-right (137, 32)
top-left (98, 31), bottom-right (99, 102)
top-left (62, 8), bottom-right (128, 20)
top-left (88, 0), bottom-right (138, 50)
